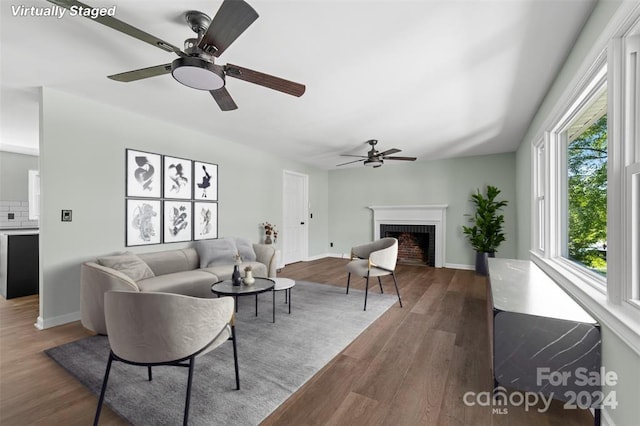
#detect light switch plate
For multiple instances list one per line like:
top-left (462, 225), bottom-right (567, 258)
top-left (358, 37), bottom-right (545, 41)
top-left (61, 210), bottom-right (72, 222)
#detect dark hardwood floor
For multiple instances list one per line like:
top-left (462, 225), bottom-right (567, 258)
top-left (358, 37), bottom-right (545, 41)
top-left (0, 257), bottom-right (594, 425)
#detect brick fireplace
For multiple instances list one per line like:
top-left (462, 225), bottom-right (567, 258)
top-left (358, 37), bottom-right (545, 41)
top-left (369, 205), bottom-right (447, 268)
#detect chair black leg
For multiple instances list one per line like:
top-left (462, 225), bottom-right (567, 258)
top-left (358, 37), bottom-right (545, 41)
top-left (378, 276), bottom-right (384, 294)
top-left (231, 324), bottom-right (240, 390)
top-left (364, 273), bottom-right (370, 311)
top-left (346, 272), bottom-right (351, 294)
top-left (94, 352), bottom-right (114, 426)
top-left (183, 357), bottom-right (195, 426)
top-left (148, 366), bottom-right (152, 381)
top-left (392, 272), bottom-right (403, 308)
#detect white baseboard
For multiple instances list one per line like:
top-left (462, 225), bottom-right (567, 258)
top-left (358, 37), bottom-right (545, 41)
top-left (34, 311), bottom-right (80, 330)
top-left (306, 252), bottom-right (348, 261)
top-left (444, 262), bottom-right (475, 270)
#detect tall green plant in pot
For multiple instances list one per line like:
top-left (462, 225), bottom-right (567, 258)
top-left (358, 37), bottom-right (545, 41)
top-left (462, 185), bottom-right (508, 275)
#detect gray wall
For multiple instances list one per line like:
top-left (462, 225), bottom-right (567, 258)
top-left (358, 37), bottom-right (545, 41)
top-left (39, 87), bottom-right (328, 326)
top-left (0, 151), bottom-right (38, 201)
top-left (514, 1), bottom-right (639, 424)
top-left (328, 153), bottom-right (517, 267)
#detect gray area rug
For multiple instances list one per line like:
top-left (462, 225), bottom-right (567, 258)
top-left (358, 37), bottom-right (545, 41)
top-left (46, 281), bottom-right (397, 425)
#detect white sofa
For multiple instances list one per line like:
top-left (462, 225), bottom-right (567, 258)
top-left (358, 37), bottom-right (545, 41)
top-left (80, 237), bottom-right (276, 334)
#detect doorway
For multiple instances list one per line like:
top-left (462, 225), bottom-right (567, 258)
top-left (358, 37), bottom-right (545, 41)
top-left (282, 170), bottom-right (308, 265)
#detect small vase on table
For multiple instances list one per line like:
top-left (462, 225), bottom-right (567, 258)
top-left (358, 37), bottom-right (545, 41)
top-left (232, 264), bottom-right (242, 286)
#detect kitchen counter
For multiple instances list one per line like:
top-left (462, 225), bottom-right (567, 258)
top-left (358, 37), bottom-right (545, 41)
top-left (0, 231), bottom-right (39, 299)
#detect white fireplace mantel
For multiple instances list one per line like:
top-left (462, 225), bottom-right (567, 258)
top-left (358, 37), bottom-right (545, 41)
top-left (368, 205), bottom-right (448, 267)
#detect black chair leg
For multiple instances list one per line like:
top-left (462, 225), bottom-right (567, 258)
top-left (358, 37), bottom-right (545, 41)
top-left (378, 276), bottom-right (384, 294)
top-left (346, 272), bottom-right (351, 294)
top-left (94, 352), bottom-right (114, 426)
top-left (148, 366), bottom-right (152, 381)
top-left (183, 357), bottom-right (195, 426)
top-left (364, 273), bottom-right (370, 311)
top-left (231, 324), bottom-right (240, 390)
top-left (392, 272), bottom-right (403, 308)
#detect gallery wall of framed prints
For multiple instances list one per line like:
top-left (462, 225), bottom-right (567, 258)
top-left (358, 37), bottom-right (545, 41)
top-left (125, 149), bottom-right (218, 246)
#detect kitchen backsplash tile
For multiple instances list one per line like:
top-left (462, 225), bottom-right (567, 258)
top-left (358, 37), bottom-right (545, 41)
top-left (0, 200), bottom-right (39, 229)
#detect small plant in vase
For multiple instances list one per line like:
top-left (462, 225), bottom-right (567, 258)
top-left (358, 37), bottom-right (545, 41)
top-left (243, 265), bottom-right (255, 286)
top-left (261, 221), bottom-right (278, 244)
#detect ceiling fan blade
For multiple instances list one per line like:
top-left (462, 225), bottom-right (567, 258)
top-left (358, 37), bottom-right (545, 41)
top-left (378, 148), bottom-right (401, 156)
top-left (340, 154), bottom-right (368, 158)
top-left (46, 0), bottom-right (185, 57)
top-left (225, 64), bottom-right (306, 97)
top-left (108, 64), bottom-right (172, 82)
top-left (198, 0), bottom-right (259, 57)
top-left (383, 156), bottom-right (417, 161)
top-left (210, 87), bottom-right (238, 111)
top-left (336, 159), bottom-right (365, 167)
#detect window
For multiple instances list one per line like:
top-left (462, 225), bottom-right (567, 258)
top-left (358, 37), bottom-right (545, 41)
top-left (530, 9), bottom-right (640, 352)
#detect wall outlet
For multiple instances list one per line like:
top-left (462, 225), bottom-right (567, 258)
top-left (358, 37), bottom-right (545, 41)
top-left (8, 213), bottom-right (14, 220)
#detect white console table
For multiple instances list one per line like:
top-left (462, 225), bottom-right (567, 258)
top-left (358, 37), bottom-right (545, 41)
top-left (487, 258), bottom-right (601, 424)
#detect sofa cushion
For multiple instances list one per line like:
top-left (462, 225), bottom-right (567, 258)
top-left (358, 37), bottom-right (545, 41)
top-left (196, 238), bottom-right (238, 268)
top-left (235, 237), bottom-right (257, 262)
top-left (202, 261), bottom-right (267, 281)
top-left (138, 248), bottom-right (198, 276)
top-left (137, 270), bottom-right (219, 298)
top-left (97, 252), bottom-right (155, 281)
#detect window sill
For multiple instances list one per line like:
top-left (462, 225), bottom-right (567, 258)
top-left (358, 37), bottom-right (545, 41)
top-left (531, 252), bottom-right (640, 356)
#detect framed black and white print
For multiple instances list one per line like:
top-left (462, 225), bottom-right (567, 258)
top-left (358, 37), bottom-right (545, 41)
top-left (126, 199), bottom-right (161, 246)
top-left (126, 149), bottom-right (162, 198)
top-left (163, 200), bottom-right (192, 243)
top-left (193, 161), bottom-right (218, 200)
top-left (193, 202), bottom-right (218, 240)
top-left (163, 156), bottom-right (192, 199)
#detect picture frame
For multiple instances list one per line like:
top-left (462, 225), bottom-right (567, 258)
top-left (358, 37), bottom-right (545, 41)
top-left (193, 201), bottom-right (218, 240)
top-left (126, 199), bottom-right (161, 246)
top-left (163, 200), bottom-right (193, 243)
top-left (126, 149), bottom-right (162, 198)
top-left (163, 156), bottom-right (192, 199)
top-left (193, 161), bottom-right (218, 201)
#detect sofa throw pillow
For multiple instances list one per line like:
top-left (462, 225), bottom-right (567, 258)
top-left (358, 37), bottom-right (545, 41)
top-left (235, 237), bottom-right (257, 262)
top-left (196, 238), bottom-right (238, 268)
top-left (97, 252), bottom-right (155, 281)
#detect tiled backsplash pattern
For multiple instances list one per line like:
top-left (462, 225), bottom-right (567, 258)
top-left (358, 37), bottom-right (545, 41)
top-left (0, 200), bottom-right (39, 229)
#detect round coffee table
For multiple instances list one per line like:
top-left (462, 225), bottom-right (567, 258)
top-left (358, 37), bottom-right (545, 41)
top-left (272, 278), bottom-right (295, 314)
top-left (211, 277), bottom-right (276, 322)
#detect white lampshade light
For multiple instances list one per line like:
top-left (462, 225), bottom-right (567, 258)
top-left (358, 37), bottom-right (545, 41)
top-left (364, 158), bottom-right (383, 167)
top-left (171, 57), bottom-right (224, 91)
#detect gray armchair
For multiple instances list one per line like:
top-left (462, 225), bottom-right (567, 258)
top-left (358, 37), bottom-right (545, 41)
top-left (345, 237), bottom-right (403, 310)
top-left (94, 291), bottom-right (238, 426)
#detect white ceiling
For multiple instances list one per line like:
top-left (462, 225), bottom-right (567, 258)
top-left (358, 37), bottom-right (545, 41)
top-left (0, 0), bottom-right (596, 169)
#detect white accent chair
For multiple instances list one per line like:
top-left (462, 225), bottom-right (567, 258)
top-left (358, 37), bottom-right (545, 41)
top-left (345, 237), bottom-right (403, 311)
top-left (94, 291), bottom-right (238, 426)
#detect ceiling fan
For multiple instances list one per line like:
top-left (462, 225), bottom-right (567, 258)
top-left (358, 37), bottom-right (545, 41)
top-left (46, 0), bottom-right (306, 111)
top-left (336, 140), bottom-right (417, 168)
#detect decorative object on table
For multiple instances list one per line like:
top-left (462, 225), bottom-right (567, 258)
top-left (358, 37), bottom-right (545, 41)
top-left (243, 266), bottom-right (255, 286)
top-left (162, 155), bottom-right (192, 199)
top-left (232, 252), bottom-right (242, 286)
top-left (193, 161), bottom-right (218, 200)
top-left (462, 184), bottom-right (508, 276)
top-left (126, 149), bottom-right (162, 198)
top-left (193, 201), bottom-right (218, 240)
top-left (126, 199), bottom-right (161, 246)
top-left (261, 221), bottom-right (278, 244)
top-left (162, 200), bottom-right (192, 243)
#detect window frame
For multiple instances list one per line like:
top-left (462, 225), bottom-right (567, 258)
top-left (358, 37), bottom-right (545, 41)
top-left (530, 5), bottom-right (640, 355)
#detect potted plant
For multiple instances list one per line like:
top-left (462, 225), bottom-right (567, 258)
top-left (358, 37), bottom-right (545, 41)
top-left (462, 185), bottom-right (508, 275)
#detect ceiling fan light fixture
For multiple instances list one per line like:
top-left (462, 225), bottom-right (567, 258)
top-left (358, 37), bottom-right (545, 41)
top-left (171, 57), bottom-right (224, 90)
top-left (364, 158), bottom-right (383, 167)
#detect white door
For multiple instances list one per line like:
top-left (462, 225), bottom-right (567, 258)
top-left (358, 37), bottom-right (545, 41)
top-left (282, 170), bottom-right (308, 265)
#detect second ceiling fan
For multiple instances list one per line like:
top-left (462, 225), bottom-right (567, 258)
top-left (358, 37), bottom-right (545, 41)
top-left (337, 140), bottom-right (417, 168)
top-left (46, 0), bottom-right (306, 111)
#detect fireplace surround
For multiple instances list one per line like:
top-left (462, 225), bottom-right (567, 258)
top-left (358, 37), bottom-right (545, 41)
top-left (369, 205), bottom-right (447, 268)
